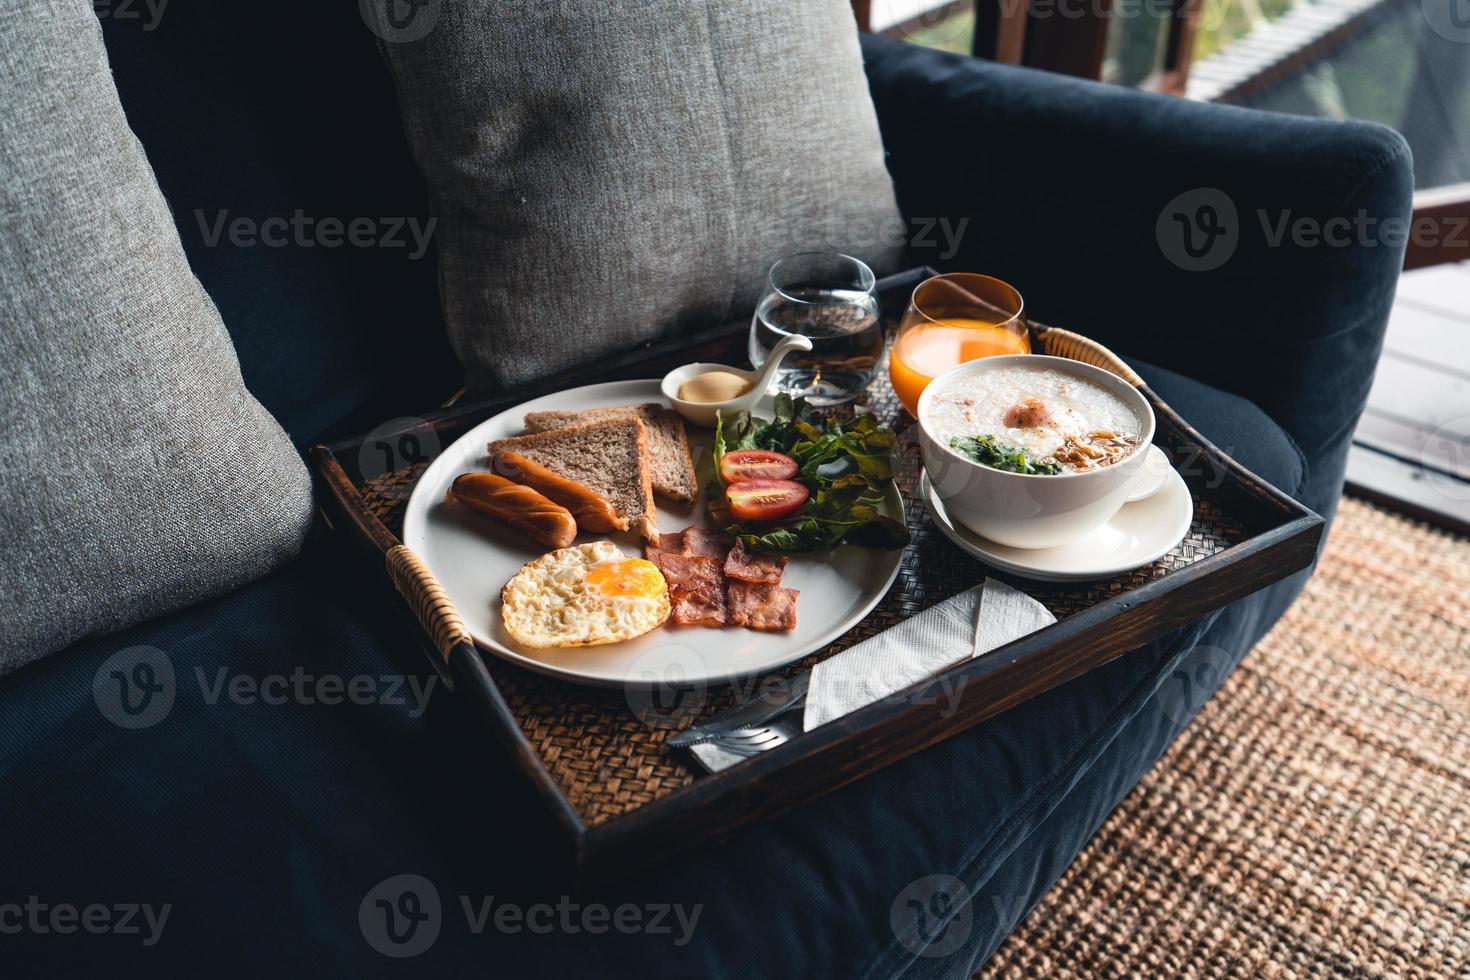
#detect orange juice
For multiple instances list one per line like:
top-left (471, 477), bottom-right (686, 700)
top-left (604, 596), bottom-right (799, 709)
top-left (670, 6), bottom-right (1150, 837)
top-left (889, 318), bottom-right (1028, 414)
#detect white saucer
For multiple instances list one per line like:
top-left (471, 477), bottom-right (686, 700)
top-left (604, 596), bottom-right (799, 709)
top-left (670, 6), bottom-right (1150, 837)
top-left (919, 465), bottom-right (1194, 582)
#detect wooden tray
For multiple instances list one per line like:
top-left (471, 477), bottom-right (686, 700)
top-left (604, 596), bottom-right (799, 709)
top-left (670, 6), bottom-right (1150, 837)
top-left (309, 268), bottom-right (1322, 885)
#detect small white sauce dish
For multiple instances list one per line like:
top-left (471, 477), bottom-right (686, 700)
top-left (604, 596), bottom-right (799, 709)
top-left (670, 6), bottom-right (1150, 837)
top-left (917, 354), bottom-right (1159, 550)
top-left (661, 334), bottom-right (813, 428)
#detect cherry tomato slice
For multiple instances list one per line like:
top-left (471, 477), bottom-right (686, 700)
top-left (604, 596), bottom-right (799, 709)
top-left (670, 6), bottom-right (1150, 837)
top-left (726, 479), bottom-right (809, 522)
top-left (720, 449), bottom-right (798, 484)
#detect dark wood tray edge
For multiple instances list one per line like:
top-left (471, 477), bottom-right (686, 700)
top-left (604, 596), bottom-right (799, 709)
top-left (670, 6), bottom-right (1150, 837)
top-left (311, 445), bottom-right (590, 864)
top-left (580, 511), bottom-right (1320, 882)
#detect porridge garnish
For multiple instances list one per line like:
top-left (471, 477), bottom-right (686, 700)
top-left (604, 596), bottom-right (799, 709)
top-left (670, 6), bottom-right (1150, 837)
top-left (1048, 431), bottom-right (1143, 471)
top-left (929, 366), bottom-right (1143, 475)
top-left (950, 434), bottom-right (1062, 475)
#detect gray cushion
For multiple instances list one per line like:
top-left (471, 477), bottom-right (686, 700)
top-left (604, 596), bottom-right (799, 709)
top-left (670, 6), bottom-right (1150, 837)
top-left (379, 0), bottom-right (905, 389)
top-left (0, 0), bottom-right (314, 673)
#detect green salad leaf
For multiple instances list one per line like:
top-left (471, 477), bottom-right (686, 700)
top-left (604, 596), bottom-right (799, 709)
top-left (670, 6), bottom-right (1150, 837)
top-left (949, 434), bottom-right (1062, 475)
top-left (710, 398), bottom-right (910, 554)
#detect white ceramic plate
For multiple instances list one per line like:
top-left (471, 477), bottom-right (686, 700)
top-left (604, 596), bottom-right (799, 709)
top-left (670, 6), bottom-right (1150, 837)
top-left (920, 465), bottom-right (1193, 582)
top-left (402, 380), bottom-right (905, 688)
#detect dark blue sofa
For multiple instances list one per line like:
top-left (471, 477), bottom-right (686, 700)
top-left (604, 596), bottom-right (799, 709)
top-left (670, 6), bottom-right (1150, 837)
top-left (0, 9), bottom-right (1410, 977)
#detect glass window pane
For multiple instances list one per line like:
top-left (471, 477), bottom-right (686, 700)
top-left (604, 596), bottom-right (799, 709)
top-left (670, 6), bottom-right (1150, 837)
top-left (873, 0), bottom-right (978, 53)
top-left (1188, 0), bottom-right (1470, 189)
top-left (1103, 1), bottom-right (1175, 85)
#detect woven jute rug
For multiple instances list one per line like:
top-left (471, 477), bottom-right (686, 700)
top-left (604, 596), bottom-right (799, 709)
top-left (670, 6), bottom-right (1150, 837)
top-left (979, 498), bottom-right (1470, 978)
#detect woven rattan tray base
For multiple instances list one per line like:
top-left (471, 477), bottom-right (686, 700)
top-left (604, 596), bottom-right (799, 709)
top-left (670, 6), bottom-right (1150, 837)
top-left (358, 365), bottom-right (1245, 827)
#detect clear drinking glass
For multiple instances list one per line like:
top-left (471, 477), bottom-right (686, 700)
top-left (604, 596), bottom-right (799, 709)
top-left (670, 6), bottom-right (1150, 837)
top-left (748, 252), bottom-right (882, 407)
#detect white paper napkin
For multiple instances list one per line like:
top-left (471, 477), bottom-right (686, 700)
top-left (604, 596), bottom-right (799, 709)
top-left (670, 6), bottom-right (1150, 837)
top-left (801, 578), bottom-right (1056, 730)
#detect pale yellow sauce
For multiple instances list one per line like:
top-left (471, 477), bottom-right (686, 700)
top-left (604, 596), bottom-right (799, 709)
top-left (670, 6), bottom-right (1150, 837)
top-left (678, 371), bottom-right (752, 403)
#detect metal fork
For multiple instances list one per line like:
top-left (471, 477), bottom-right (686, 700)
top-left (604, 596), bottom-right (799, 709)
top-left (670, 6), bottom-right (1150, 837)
top-left (702, 725), bottom-right (794, 757)
top-left (678, 714), bottom-right (802, 764)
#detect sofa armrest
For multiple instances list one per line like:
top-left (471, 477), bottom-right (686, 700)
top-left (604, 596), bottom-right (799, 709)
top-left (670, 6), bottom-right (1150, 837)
top-left (860, 34), bottom-right (1413, 512)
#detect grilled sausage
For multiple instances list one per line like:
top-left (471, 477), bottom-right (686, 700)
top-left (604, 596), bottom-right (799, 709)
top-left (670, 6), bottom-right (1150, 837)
top-left (490, 451), bottom-right (623, 533)
top-left (447, 472), bottom-right (577, 549)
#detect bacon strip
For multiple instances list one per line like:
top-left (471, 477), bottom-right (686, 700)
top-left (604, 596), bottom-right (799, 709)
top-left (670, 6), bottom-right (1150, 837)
top-left (644, 532), bottom-right (684, 561)
top-left (723, 538), bottom-right (788, 585)
top-left (650, 553), bottom-right (727, 627)
top-left (726, 581), bottom-right (799, 632)
top-left (679, 527), bottom-right (732, 559)
top-left (646, 526), bottom-right (798, 632)
top-left (669, 591), bottom-right (728, 627)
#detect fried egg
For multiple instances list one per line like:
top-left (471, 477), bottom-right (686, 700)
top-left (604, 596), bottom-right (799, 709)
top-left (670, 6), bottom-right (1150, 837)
top-left (500, 541), bottom-right (670, 648)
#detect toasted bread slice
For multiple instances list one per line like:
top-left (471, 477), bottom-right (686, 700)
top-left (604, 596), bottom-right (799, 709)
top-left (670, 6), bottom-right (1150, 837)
top-left (524, 404), bottom-right (696, 503)
top-left (488, 418), bottom-right (658, 542)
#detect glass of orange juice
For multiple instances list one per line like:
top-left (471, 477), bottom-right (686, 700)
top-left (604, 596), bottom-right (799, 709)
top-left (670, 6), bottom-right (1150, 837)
top-left (889, 273), bottom-right (1027, 415)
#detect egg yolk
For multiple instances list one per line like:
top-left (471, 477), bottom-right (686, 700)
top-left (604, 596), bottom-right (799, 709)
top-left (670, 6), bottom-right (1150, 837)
top-left (586, 559), bottom-right (666, 598)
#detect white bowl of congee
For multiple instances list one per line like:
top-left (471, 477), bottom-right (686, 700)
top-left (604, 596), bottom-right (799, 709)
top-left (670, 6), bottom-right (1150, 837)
top-left (917, 355), bottom-right (1156, 549)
